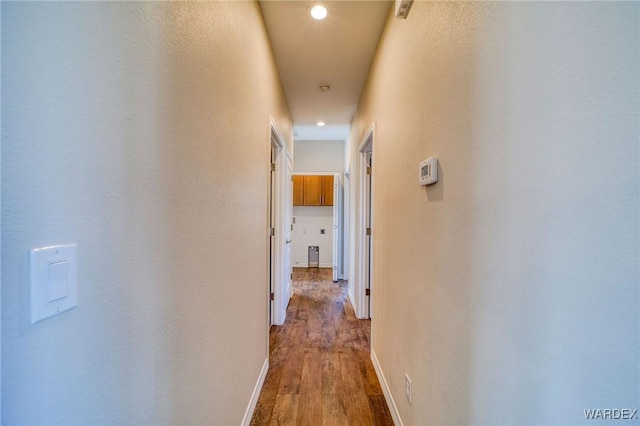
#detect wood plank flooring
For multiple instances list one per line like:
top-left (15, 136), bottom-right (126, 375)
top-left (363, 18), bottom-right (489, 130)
top-left (250, 268), bottom-right (394, 426)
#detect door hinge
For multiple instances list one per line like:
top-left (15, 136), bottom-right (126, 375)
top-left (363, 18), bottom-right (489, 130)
top-left (366, 288), bottom-right (371, 296)
top-left (270, 227), bottom-right (275, 236)
top-left (271, 163), bottom-right (276, 172)
top-left (270, 292), bottom-right (275, 301)
top-left (366, 166), bottom-right (372, 175)
top-left (366, 227), bottom-right (371, 236)
top-left (291, 224), bottom-right (294, 231)
top-left (291, 272), bottom-right (293, 280)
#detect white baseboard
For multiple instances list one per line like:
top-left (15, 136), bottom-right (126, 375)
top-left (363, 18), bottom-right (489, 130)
top-left (241, 356), bottom-right (269, 426)
top-left (348, 287), bottom-right (358, 317)
top-left (371, 349), bottom-right (403, 426)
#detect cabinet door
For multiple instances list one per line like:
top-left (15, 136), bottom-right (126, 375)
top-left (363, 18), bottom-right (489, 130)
top-left (303, 175), bottom-right (323, 206)
top-left (322, 175), bottom-right (334, 206)
top-left (293, 175), bottom-right (304, 206)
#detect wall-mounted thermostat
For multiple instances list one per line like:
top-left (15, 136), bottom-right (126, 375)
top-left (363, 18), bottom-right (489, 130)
top-left (395, 0), bottom-right (414, 19)
top-left (419, 157), bottom-right (438, 186)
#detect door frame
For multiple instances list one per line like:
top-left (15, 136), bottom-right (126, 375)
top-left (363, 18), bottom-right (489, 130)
top-left (356, 123), bottom-right (374, 319)
top-left (269, 118), bottom-right (290, 326)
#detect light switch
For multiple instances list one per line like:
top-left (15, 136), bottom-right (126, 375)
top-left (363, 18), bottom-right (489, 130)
top-left (30, 244), bottom-right (77, 324)
top-left (48, 261), bottom-right (69, 302)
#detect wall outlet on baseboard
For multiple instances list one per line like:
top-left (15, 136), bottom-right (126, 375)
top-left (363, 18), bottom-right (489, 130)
top-left (405, 373), bottom-right (412, 405)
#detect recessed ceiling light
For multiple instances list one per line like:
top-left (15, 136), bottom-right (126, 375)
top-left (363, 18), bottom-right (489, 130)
top-left (316, 121), bottom-right (326, 127)
top-left (310, 5), bottom-right (328, 20)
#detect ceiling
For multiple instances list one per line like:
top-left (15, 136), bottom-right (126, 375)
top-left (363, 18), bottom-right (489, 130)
top-left (260, 1), bottom-right (392, 140)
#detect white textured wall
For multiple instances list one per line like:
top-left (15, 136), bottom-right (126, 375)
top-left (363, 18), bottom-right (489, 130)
top-left (1, 2), bottom-right (292, 424)
top-left (293, 140), bottom-right (344, 173)
top-left (349, 2), bottom-right (639, 425)
top-left (292, 206), bottom-right (333, 268)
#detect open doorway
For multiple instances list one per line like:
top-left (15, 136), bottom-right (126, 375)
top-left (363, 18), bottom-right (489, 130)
top-left (290, 172), bottom-right (343, 282)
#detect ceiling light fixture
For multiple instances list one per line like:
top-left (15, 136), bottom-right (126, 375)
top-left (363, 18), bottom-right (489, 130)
top-left (310, 4), bottom-right (328, 20)
top-left (316, 121), bottom-right (326, 127)
top-left (319, 83), bottom-right (330, 92)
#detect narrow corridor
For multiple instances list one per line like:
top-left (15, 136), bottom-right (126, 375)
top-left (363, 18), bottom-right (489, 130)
top-left (251, 268), bottom-right (393, 425)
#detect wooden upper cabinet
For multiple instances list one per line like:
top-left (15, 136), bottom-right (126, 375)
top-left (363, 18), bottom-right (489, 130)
top-left (293, 175), bottom-right (304, 206)
top-left (322, 175), bottom-right (334, 206)
top-left (303, 175), bottom-right (323, 206)
top-left (293, 175), bottom-right (334, 206)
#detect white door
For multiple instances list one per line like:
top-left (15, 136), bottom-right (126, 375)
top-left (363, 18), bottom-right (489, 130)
top-left (284, 156), bottom-right (293, 299)
top-left (269, 124), bottom-right (287, 325)
top-left (364, 152), bottom-right (372, 318)
top-left (269, 145), bottom-right (276, 324)
top-left (332, 173), bottom-right (341, 282)
top-left (356, 124), bottom-right (374, 319)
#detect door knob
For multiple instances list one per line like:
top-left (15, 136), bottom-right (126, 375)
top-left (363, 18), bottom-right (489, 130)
top-left (286, 239), bottom-right (292, 244)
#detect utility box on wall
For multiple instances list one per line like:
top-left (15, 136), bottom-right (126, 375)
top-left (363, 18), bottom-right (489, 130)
top-left (292, 206), bottom-right (334, 268)
top-left (308, 246), bottom-right (319, 268)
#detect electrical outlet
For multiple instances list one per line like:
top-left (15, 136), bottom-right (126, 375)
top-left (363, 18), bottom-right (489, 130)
top-left (405, 373), bottom-right (412, 405)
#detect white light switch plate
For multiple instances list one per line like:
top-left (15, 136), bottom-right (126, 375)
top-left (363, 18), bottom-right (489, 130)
top-left (30, 243), bottom-right (78, 324)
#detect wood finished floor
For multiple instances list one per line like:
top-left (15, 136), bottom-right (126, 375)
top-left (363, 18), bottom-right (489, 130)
top-left (250, 268), bottom-right (394, 426)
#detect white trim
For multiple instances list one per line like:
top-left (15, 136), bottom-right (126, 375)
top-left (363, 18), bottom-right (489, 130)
top-left (357, 123), bottom-right (375, 153)
top-left (270, 117), bottom-right (285, 150)
top-left (348, 287), bottom-right (357, 316)
top-left (241, 356), bottom-right (269, 426)
top-left (371, 349), bottom-right (403, 426)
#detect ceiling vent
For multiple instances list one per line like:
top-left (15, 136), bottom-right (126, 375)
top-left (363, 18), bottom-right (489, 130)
top-left (395, 0), bottom-right (413, 19)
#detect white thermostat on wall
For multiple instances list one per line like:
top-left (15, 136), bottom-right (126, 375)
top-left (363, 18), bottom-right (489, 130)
top-left (419, 157), bottom-right (438, 186)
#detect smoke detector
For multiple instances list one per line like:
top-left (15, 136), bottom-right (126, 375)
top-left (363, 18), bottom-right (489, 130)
top-left (319, 84), bottom-right (331, 93)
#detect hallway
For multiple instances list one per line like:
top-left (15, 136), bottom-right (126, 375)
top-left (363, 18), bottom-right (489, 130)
top-left (3, 2), bottom-right (637, 424)
top-left (250, 268), bottom-right (393, 425)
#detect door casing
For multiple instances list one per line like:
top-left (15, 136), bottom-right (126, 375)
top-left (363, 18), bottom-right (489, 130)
top-left (356, 123), bottom-right (374, 320)
top-left (268, 118), bottom-right (290, 326)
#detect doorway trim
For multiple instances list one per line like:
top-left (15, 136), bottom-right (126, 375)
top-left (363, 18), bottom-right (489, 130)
top-left (268, 118), bottom-right (290, 326)
top-left (355, 123), bottom-right (374, 319)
